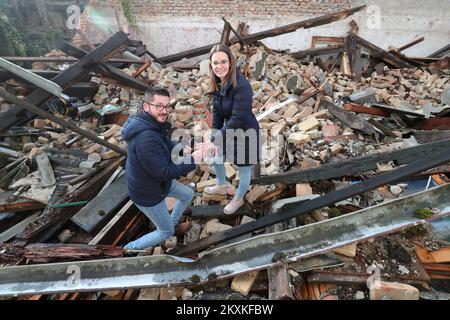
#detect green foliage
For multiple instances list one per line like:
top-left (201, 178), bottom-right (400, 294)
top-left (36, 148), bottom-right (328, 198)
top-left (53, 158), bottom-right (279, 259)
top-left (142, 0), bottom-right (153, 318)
top-left (328, 207), bottom-right (343, 218)
top-left (190, 274), bottom-right (201, 284)
top-left (0, 1), bottom-right (63, 57)
top-left (0, 1), bottom-right (27, 56)
top-left (120, 0), bottom-right (140, 33)
top-left (415, 208), bottom-right (436, 219)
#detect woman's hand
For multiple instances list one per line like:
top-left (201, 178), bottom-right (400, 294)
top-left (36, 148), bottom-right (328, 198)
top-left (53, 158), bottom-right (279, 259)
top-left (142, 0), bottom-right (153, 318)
top-left (183, 145), bottom-right (192, 154)
top-left (191, 144), bottom-right (208, 163)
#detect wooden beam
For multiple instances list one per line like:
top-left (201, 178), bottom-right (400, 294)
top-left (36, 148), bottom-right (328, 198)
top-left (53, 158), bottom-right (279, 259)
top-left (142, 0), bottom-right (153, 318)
top-left (222, 17), bottom-right (247, 48)
top-left (0, 88), bottom-right (127, 156)
top-left (367, 118), bottom-right (398, 138)
top-left (0, 201), bottom-right (45, 213)
top-left (0, 243), bottom-right (124, 264)
top-left (71, 174), bottom-right (129, 233)
top-left (220, 19), bottom-right (231, 45)
top-left (428, 43), bottom-right (450, 58)
top-left (322, 99), bottom-right (376, 134)
top-left (0, 191), bottom-right (45, 213)
top-left (396, 37), bottom-right (425, 52)
top-left (350, 34), bottom-right (414, 68)
top-left (231, 271), bottom-right (260, 296)
top-left (0, 57), bottom-right (144, 64)
top-left (0, 31), bottom-right (129, 132)
top-left (132, 60), bottom-right (151, 77)
top-left (59, 41), bottom-right (151, 92)
top-left (253, 138), bottom-right (450, 186)
top-left (307, 270), bottom-right (428, 288)
top-left (190, 204), bottom-right (252, 219)
top-left (268, 264), bottom-right (295, 300)
top-left (292, 45), bottom-right (345, 59)
top-left (171, 146), bottom-right (450, 256)
top-left (0, 70), bottom-right (61, 82)
top-left (411, 117), bottom-right (450, 130)
top-left (266, 218), bottom-right (294, 300)
top-left (0, 211), bottom-right (41, 243)
top-left (344, 103), bottom-right (390, 117)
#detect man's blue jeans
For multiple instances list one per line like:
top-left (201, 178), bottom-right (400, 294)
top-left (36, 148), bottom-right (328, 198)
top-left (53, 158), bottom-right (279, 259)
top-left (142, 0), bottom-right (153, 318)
top-left (123, 180), bottom-right (194, 250)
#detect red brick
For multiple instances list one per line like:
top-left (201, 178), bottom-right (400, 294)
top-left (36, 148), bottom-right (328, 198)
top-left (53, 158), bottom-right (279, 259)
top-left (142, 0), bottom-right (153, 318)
top-left (370, 281), bottom-right (419, 300)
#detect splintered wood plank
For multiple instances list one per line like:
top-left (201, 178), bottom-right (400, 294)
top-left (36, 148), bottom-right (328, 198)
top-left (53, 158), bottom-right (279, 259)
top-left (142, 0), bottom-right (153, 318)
top-left (231, 271), bottom-right (260, 296)
top-left (423, 263), bottom-right (450, 273)
top-left (69, 293), bottom-right (81, 300)
top-left (415, 245), bottom-right (438, 263)
top-left (122, 289), bottom-right (138, 300)
top-left (0, 211), bottom-right (41, 243)
top-left (431, 174), bottom-right (450, 185)
top-left (430, 248), bottom-right (450, 263)
top-left (313, 283), bottom-right (321, 300)
top-left (322, 99), bottom-right (376, 134)
top-left (21, 243), bottom-right (124, 263)
top-left (71, 174), bottom-right (128, 232)
top-left (344, 103), bottom-right (390, 117)
top-left (268, 265), bottom-right (294, 300)
top-left (58, 293), bottom-right (71, 300)
top-left (300, 281), bottom-right (309, 300)
top-left (111, 214), bottom-right (141, 247)
top-left (306, 283), bottom-right (316, 300)
top-left (333, 243), bottom-right (357, 257)
top-left (255, 185), bottom-right (286, 202)
top-left (0, 191), bottom-right (45, 213)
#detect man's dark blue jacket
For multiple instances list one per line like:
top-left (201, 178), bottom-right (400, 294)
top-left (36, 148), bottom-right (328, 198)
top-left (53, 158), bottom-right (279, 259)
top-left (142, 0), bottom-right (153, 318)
top-left (212, 70), bottom-right (260, 166)
top-left (122, 112), bottom-right (195, 207)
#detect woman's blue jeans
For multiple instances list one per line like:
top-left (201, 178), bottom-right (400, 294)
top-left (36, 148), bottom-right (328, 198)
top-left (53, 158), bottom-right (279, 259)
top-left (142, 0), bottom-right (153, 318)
top-left (213, 158), bottom-right (252, 199)
top-left (123, 180), bottom-right (194, 250)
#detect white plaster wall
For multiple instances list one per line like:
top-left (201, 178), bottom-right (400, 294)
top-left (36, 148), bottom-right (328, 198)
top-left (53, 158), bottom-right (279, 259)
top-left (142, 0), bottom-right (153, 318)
top-left (89, 0), bottom-right (450, 59)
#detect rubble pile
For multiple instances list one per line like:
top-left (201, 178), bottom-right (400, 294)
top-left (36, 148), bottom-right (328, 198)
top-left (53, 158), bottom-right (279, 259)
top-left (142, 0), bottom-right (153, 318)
top-left (0, 5), bottom-right (450, 301)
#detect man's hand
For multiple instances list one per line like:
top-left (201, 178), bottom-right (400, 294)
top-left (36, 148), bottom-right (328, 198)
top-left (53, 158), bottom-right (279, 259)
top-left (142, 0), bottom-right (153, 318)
top-left (183, 145), bottom-right (192, 154)
top-left (191, 144), bottom-right (208, 164)
top-left (196, 141), bottom-right (217, 156)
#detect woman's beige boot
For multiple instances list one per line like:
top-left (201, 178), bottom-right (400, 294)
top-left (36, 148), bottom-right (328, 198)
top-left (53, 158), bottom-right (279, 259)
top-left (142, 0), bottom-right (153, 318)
top-left (204, 184), bottom-right (226, 195)
top-left (223, 197), bottom-right (244, 214)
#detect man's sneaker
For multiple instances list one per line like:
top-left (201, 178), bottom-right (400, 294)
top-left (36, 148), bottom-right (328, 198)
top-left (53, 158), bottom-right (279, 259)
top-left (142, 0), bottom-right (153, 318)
top-left (204, 184), bottom-right (226, 195)
top-left (223, 198), bottom-right (244, 215)
top-left (174, 221), bottom-right (192, 236)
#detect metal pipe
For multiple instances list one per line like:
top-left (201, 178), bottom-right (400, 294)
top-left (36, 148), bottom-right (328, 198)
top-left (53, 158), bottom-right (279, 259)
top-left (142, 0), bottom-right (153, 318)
top-left (0, 184), bottom-right (449, 297)
top-left (0, 57), bottom-right (63, 98)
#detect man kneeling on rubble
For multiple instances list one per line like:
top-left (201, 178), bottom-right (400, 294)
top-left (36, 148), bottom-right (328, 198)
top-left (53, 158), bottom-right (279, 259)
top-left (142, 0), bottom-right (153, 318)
top-left (122, 87), bottom-right (205, 251)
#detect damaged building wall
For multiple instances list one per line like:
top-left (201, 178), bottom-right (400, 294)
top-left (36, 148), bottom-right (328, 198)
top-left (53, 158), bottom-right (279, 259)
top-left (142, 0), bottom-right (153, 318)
top-left (87, 0), bottom-right (450, 58)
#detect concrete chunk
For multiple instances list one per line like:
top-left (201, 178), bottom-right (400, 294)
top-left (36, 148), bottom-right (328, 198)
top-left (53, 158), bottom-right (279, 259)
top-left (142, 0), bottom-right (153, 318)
top-left (288, 132), bottom-right (311, 145)
top-left (298, 116), bottom-right (319, 131)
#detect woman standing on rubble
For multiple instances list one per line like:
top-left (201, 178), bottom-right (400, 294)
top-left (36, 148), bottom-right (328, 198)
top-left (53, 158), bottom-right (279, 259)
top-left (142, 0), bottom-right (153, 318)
top-left (199, 44), bottom-right (260, 214)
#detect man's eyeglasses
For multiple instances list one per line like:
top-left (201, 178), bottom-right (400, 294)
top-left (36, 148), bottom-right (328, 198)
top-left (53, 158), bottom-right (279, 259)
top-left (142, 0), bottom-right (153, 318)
top-left (146, 103), bottom-right (174, 111)
top-left (211, 59), bottom-right (229, 66)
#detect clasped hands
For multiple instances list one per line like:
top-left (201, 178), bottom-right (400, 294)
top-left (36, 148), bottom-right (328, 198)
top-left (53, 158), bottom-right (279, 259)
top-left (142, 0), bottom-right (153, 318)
top-left (185, 141), bottom-right (217, 164)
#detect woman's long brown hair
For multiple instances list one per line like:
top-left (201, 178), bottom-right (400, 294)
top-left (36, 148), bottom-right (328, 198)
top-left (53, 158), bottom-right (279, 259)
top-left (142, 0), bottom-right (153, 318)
top-left (208, 44), bottom-right (237, 93)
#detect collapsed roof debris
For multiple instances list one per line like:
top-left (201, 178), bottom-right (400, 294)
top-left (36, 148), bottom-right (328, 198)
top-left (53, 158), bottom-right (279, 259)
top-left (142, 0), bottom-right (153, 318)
top-left (0, 5), bottom-right (449, 300)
